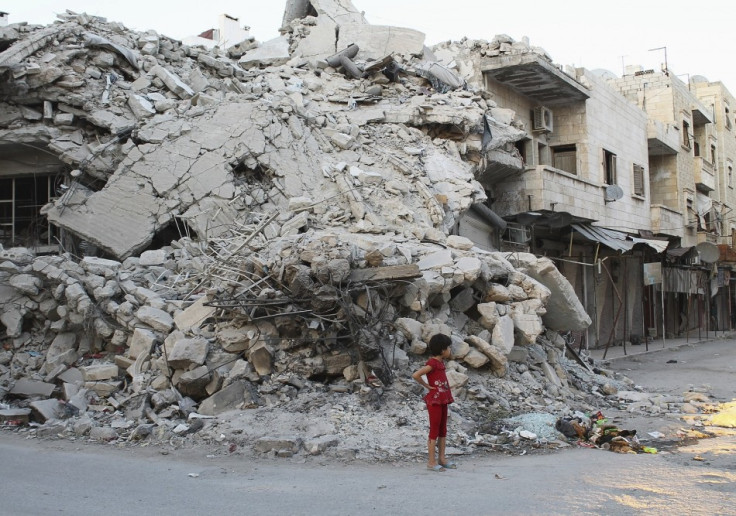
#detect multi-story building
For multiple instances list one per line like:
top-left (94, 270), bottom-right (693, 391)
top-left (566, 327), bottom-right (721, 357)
top-left (476, 44), bottom-right (736, 348)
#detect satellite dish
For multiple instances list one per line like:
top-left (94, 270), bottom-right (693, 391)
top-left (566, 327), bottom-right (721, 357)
top-left (604, 184), bottom-right (624, 203)
top-left (696, 242), bottom-right (719, 263)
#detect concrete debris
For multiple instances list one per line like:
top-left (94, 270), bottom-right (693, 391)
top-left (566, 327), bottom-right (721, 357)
top-left (0, 3), bottom-right (697, 463)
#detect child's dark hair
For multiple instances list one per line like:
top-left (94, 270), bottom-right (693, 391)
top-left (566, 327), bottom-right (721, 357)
top-left (428, 333), bottom-right (452, 356)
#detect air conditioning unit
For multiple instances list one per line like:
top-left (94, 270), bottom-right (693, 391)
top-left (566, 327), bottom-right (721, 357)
top-left (533, 106), bottom-right (553, 133)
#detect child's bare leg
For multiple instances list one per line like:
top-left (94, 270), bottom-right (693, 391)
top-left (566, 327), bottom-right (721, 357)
top-left (438, 437), bottom-right (446, 465)
top-left (427, 438), bottom-right (437, 467)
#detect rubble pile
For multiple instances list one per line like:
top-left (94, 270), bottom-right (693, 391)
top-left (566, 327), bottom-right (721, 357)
top-left (0, 1), bottom-right (658, 460)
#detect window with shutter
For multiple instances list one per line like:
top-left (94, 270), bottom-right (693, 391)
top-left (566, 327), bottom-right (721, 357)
top-left (633, 164), bottom-right (645, 196)
top-left (552, 144), bottom-right (577, 174)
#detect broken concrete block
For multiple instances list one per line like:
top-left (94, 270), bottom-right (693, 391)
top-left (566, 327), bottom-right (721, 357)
top-left (492, 315), bottom-right (515, 355)
top-left (477, 302), bottom-right (499, 329)
top-left (84, 381), bottom-right (123, 396)
top-left (128, 94), bottom-right (156, 119)
top-left (139, 249), bottom-right (167, 266)
top-left (198, 380), bottom-right (250, 416)
top-left (239, 36), bottom-right (290, 68)
top-left (511, 312), bottom-right (544, 346)
top-left (81, 364), bottom-right (120, 381)
top-left (150, 65), bottom-right (194, 99)
top-left (167, 337), bottom-right (208, 370)
top-left (9, 274), bottom-right (42, 295)
top-left (455, 256), bottom-right (482, 283)
top-left (136, 306), bottom-right (174, 332)
top-left (324, 353), bottom-right (352, 375)
top-left (462, 348), bottom-right (489, 368)
top-left (337, 24), bottom-right (425, 60)
top-left (304, 435), bottom-right (339, 455)
top-left (58, 367), bottom-right (84, 385)
top-left (174, 295), bottom-right (216, 332)
top-left (505, 253), bottom-right (591, 331)
top-left (253, 436), bottom-right (302, 454)
top-left (127, 328), bottom-right (157, 359)
top-left (44, 332), bottom-right (78, 373)
top-left (0, 408), bottom-right (32, 425)
top-left (10, 379), bottom-right (56, 397)
top-left (247, 342), bottom-right (273, 376)
top-left (176, 365), bottom-right (212, 399)
top-left (466, 335), bottom-right (507, 376)
top-left (29, 398), bottom-right (61, 422)
top-left (89, 426), bottom-right (118, 441)
top-left (130, 76), bottom-right (151, 91)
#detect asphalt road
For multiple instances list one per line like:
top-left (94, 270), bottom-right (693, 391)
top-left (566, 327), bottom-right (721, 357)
top-left (1, 339), bottom-right (735, 515)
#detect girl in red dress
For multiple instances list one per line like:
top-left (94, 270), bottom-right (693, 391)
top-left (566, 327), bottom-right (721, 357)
top-left (411, 333), bottom-right (456, 471)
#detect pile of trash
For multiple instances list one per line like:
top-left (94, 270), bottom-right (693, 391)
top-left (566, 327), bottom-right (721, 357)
top-left (0, 1), bottom-right (678, 460)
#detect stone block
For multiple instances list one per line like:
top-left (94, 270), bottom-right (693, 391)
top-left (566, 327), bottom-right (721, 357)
top-left (248, 342), bottom-right (273, 375)
top-left (167, 337), bottom-right (208, 369)
top-left (304, 435), bottom-right (339, 455)
top-left (198, 380), bottom-right (250, 416)
top-left (30, 398), bottom-right (61, 422)
top-left (127, 328), bottom-right (157, 359)
top-left (175, 365), bottom-right (212, 399)
top-left (136, 306), bottom-right (174, 332)
top-left (81, 364), bottom-right (119, 381)
top-left (174, 295), bottom-right (216, 331)
top-left (253, 436), bottom-right (302, 454)
top-left (10, 379), bottom-right (55, 397)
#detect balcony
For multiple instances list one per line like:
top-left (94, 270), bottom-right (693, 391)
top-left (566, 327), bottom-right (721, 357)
top-left (694, 157), bottom-right (716, 192)
top-left (647, 120), bottom-right (679, 156)
top-left (651, 204), bottom-right (684, 238)
top-left (481, 54), bottom-right (590, 106)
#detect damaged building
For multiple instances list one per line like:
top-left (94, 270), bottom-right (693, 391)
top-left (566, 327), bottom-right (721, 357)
top-left (0, 1), bottom-right (731, 454)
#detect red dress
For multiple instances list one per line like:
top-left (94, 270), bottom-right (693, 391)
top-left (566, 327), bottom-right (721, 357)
top-left (423, 357), bottom-right (454, 405)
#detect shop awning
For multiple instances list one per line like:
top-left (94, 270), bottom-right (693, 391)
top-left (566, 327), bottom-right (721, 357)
top-left (666, 246), bottom-right (694, 258)
top-left (631, 237), bottom-right (669, 253)
top-left (570, 223), bottom-right (633, 252)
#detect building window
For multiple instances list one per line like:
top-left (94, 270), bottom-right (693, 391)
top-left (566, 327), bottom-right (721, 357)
top-left (0, 175), bottom-right (57, 249)
top-left (682, 120), bottom-right (691, 149)
top-left (552, 144), bottom-right (577, 174)
top-left (729, 164), bottom-right (733, 188)
top-left (633, 164), bottom-right (645, 196)
top-left (711, 144), bottom-right (717, 169)
top-left (603, 149), bottom-right (617, 185)
top-left (726, 105), bottom-right (732, 131)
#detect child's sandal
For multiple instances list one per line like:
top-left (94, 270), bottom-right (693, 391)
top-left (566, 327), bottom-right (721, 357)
top-left (427, 464), bottom-right (445, 472)
top-left (439, 462), bottom-right (457, 469)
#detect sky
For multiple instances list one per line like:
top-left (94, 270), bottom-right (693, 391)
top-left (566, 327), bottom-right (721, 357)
top-left (3, 0), bottom-right (736, 91)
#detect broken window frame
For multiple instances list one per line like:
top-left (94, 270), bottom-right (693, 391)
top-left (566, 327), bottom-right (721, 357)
top-left (0, 175), bottom-right (58, 251)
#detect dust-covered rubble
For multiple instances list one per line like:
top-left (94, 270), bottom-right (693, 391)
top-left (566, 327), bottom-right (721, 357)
top-left (0, 1), bottom-right (721, 461)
